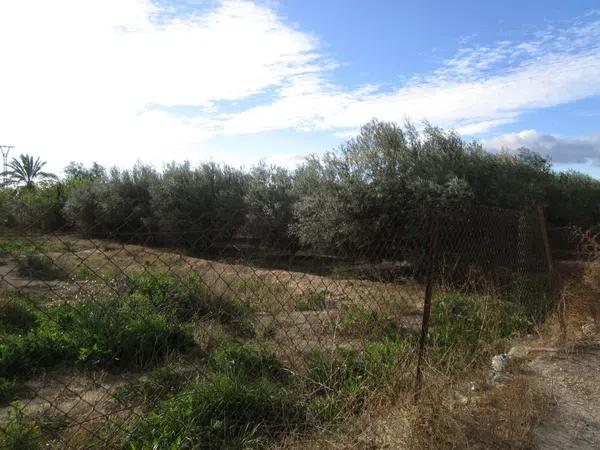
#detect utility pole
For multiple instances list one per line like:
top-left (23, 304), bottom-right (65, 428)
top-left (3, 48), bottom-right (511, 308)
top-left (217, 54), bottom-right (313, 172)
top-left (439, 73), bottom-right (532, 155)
top-left (1, 145), bottom-right (14, 186)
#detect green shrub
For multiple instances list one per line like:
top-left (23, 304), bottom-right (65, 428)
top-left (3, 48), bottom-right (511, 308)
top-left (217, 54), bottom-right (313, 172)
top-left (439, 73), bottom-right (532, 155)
top-left (0, 239), bottom-right (35, 258)
top-left (16, 253), bottom-right (65, 281)
top-left (306, 341), bottom-right (410, 423)
top-left (508, 276), bottom-right (553, 326)
top-left (212, 343), bottom-right (289, 383)
top-left (429, 292), bottom-right (529, 372)
top-left (295, 290), bottom-right (328, 311)
top-left (0, 296), bottom-right (37, 335)
top-left (35, 406), bottom-right (70, 438)
top-left (0, 297), bottom-right (193, 378)
top-left (127, 271), bottom-right (255, 338)
top-left (115, 367), bottom-right (187, 410)
top-left (128, 373), bottom-right (305, 449)
top-left (0, 378), bottom-right (29, 404)
top-left (338, 305), bottom-right (400, 340)
top-left (0, 406), bottom-right (41, 450)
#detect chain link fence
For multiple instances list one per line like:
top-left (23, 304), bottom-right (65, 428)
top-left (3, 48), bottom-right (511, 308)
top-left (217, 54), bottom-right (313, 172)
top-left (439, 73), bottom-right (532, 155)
top-left (0, 206), bottom-right (554, 448)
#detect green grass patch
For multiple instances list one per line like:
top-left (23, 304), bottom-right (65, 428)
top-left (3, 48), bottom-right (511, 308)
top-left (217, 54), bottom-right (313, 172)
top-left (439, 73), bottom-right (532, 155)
top-left (0, 239), bottom-right (36, 258)
top-left (0, 405), bottom-right (41, 450)
top-left (0, 295), bottom-right (37, 336)
top-left (16, 254), bottom-right (65, 281)
top-left (128, 372), bottom-right (305, 449)
top-left (295, 289), bottom-right (329, 311)
top-left (0, 296), bottom-right (193, 378)
top-left (115, 367), bottom-right (187, 410)
top-left (0, 378), bottom-right (29, 405)
top-left (428, 292), bottom-right (531, 373)
top-left (338, 305), bottom-right (401, 340)
top-left (126, 271), bottom-right (255, 338)
top-left (211, 343), bottom-right (290, 383)
top-left (305, 340), bottom-right (410, 423)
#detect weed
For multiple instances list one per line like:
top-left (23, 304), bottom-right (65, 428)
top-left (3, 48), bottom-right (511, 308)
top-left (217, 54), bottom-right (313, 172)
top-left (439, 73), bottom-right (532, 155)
top-left (509, 275), bottom-right (553, 326)
top-left (70, 264), bottom-right (95, 281)
top-left (127, 271), bottom-right (255, 337)
top-left (0, 405), bottom-right (41, 450)
top-left (0, 238), bottom-right (35, 258)
top-left (338, 305), bottom-right (401, 340)
top-left (0, 378), bottom-right (29, 404)
top-left (295, 290), bottom-right (329, 311)
top-left (16, 253), bottom-right (65, 281)
top-left (128, 373), bottom-right (305, 449)
top-left (306, 341), bottom-right (410, 423)
top-left (212, 343), bottom-right (290, 383)
top-left (0, 295), bottom-right (37, 335)
top-left (115, 367), bottom-right (187, 410)
top-left (59, 241), bottom-right (77, 253)
top-left (0, 296), bottom-right (193, 378)
top-left (191, 320), bottom-right (235, 352)
top-left (36, 406), bottom-right (71, 438)
top-left (429, 292), bottom-right (530, 372)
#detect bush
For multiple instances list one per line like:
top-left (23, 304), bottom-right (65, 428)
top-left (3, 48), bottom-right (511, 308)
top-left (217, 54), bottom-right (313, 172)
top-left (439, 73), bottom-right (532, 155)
top-left (128, 373), bottom-right (305, 449)
top-left (0, 295), bottom-right (37, 335)
top-left (212, 343), bottom-right (289, 383)
top-left (9, 184), bottom-right (68, 232)
top-left (16, 253), bottom-right (65, 281)
top-left (0, 406), bottom-right (41, 450)
top-left (429, 292), bottom-right (530, 372)
top-left (63, 164), bottom-right (156, 237)
top-left (0, 378), bottom-right (29, 404)
top-left (0, 296), bottom-right (193, 378)
top-left (295, 290), bottom-right (328, 311)
top-left (127, 271), bottom-right (255, 337)
top-left (306, 341), bottom-right (410, 423)
top-left (115, 367), bottom-right (187, 410)
top-left (338, 305), bottom-right (400, 340)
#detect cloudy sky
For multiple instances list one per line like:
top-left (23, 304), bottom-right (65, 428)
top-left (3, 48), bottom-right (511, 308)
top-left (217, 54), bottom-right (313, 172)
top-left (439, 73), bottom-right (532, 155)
top-left (1, 0), bottom-right (600, 176)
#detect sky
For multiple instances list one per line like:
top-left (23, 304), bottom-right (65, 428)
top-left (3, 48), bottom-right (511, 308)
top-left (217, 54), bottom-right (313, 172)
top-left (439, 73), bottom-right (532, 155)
top-left (1, 0), bottom-right (600, 176)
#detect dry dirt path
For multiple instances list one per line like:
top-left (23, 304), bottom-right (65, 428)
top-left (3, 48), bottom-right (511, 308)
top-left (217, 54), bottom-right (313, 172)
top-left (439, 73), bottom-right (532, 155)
top-left (530, 340), bottom-right (600, 449)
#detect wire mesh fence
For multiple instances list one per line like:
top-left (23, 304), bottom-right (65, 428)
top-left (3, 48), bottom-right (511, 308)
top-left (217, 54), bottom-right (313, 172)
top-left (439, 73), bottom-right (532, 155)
top-left (0, 205), bottom-right (554, 449)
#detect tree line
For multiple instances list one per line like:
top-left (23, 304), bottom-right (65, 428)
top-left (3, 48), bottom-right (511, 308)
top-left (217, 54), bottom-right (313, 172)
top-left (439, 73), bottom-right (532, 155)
top-left (1, 120), bottom-right (599, 254)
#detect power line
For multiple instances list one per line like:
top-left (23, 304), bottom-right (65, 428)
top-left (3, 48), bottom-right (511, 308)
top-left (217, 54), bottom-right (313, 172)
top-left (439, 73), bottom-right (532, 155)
top-left (1, 145), bottom-right (14, 186)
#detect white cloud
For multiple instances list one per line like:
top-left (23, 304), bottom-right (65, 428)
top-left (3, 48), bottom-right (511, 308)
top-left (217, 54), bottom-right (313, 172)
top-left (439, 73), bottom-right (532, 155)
top-left (0, 0), bottom-right (323, 171)
top-left (218, 12), bottom-right (600, 137)
top-left (485, 130), bottom-right (600, 165)
top-left (0, 1), bottom-right (599, 172)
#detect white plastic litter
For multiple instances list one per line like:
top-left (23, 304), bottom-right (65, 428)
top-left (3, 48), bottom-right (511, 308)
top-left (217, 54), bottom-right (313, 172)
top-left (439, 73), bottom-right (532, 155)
top-left (491, 353), bottom-right (511, 382)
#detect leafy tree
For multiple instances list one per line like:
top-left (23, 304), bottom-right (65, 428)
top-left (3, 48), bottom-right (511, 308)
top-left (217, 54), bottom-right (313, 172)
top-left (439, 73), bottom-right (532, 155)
top-left (244, 163), bottom-right (297, 249)
top-left (149, 162), bottom-right (248, 251)
top-left (291, 120), bottom-right (474, 254)
top-left (63, 164), bottom-right (156, 236)
top-left (546, 171), bottom-right (600, 227)
top-left (64, 161), bottom-right (106, 183)
top-left (3, 154), bottom-right (56, 189)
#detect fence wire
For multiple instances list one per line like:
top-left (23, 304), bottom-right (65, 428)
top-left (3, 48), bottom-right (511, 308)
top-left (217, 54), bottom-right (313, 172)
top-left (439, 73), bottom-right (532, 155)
top-left (0, 206), bottom-right (553, 449)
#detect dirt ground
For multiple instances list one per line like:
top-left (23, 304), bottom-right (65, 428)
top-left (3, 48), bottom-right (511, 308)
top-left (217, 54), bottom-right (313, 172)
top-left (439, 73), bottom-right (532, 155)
top-left (531, 342), bottom-right (600, 449)
top-left (529, 261), bottom-right (600, 449)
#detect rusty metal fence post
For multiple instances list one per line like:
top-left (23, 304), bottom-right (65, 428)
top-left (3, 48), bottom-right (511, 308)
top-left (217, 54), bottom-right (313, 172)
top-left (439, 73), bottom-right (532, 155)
top-left (537, 206), bottom-right (554, 276)
top-left (414, 218), bottom-right (439, 402)
top-left (537, 206), bottom-right (565, 341)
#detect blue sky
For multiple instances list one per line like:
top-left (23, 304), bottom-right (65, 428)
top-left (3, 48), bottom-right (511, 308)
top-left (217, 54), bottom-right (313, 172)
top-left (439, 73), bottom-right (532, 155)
top-left (0, 0), bottom-right (599, 176)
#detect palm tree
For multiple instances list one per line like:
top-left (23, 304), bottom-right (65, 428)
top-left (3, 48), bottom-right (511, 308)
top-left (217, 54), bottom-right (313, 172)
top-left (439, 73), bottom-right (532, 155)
top-left (3, 154), bottom-right (56, 189)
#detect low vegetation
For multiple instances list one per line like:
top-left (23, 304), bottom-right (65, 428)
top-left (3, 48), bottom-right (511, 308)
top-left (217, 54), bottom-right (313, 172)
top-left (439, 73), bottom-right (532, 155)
top-left (0, 239), bottom-right (555, 449)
